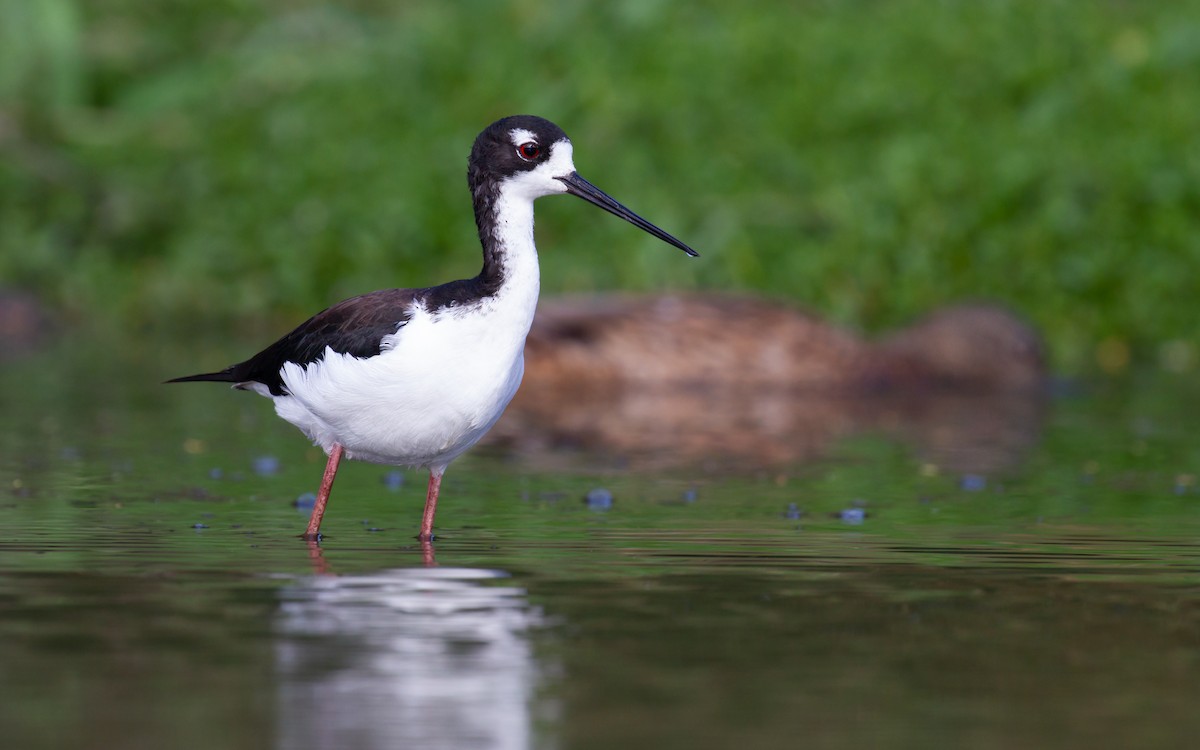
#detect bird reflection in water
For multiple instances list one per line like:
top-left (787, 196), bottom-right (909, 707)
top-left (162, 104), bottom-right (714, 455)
top-left (493, 296), bottom-right (1048, 474)
top-left (275, 562), bottom-right (548, 750)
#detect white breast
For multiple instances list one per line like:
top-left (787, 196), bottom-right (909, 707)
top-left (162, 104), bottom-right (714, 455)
top-left (272, 293), bottom-right (534, 469)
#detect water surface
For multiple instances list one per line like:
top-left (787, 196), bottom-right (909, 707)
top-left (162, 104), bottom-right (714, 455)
top-left (1, 334), bottom-right (1197, 749)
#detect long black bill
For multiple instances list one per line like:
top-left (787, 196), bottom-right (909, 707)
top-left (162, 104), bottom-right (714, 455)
top-left (557, 172), bottom-right (699, 257)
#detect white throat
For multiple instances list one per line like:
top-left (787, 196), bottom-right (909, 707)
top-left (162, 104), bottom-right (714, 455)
top-left (488, 185), bottom-right (541, 325)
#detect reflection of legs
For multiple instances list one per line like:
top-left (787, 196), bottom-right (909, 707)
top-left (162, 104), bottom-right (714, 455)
top-left (420, 540), bottom-right (436, 567)
top-left (303, 442), bottom-right (344, 540)
top-left (419, 467), bottom-right (444, 541)
top-left (305, 539), bottom-right (332, 575)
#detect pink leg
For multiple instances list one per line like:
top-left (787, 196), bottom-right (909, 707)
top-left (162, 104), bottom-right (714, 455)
top-left (302, 442), bottom-right (344, 540)
top-left (418, 468), bottom-right (444, 541)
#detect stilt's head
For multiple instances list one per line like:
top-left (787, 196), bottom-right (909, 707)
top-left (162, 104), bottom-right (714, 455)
top-left (469, 115), bottom-right (698, 257)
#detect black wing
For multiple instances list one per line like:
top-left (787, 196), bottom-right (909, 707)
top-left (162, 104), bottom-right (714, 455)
top-left (167, 288), bottom-right (419, 396)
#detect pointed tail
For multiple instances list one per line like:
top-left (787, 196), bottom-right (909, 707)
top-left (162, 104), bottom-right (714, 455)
top-left (164, 371), bottom-right (239, 386)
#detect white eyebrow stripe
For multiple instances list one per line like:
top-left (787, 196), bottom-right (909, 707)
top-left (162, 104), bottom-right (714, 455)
top-left (509, 128), bottom-right (537, 145)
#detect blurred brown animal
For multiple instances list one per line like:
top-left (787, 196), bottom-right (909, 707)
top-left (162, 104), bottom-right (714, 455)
top-left (520, 295), bottom-right (1043, 393)
top-left (490, 295), bottom-right (1046, 473)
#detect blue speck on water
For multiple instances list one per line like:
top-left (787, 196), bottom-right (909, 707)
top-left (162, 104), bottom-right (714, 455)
top-left (208, 467), bottom-right (224, 480)
top-left (783, 503), bottom-right (803, 520)
top-left (253, 455), bottom-right (281, 476)
top-left (838, 508), bottom-right (866, 525)
top-left (584, 488), bottom-right (613, 511)
top-left (381, 470), bottom-right (405, 491)
top-left (294, 492), bottom-right (317, 509)
top-left (960, 474), bottom-right (987, 492)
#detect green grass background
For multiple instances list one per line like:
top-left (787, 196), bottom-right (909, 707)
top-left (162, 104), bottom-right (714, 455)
top-left (2, 0), bottom-right (1198, 372)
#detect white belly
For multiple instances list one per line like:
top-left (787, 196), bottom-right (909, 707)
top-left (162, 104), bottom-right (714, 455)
top-left (269, 303), bottom-right (529, 470)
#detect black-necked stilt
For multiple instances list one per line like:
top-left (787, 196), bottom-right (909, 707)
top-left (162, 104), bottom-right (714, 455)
top-left (168, 115), bottom-right (697, 541)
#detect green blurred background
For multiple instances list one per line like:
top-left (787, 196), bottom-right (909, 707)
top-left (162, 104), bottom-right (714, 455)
top-left (1, 0), bottom-right (1197, 373)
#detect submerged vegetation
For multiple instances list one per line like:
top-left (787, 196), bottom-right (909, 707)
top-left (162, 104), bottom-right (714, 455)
top-left (2, 0), bottom-right (1198, 372)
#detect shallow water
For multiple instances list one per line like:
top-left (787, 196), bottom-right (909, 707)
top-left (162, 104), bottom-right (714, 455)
top-left (1, 334), bottom-right (1198, 749)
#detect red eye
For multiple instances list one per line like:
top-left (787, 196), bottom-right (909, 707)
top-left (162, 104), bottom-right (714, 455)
top-left (517, 142), bottom-right (540, 161)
